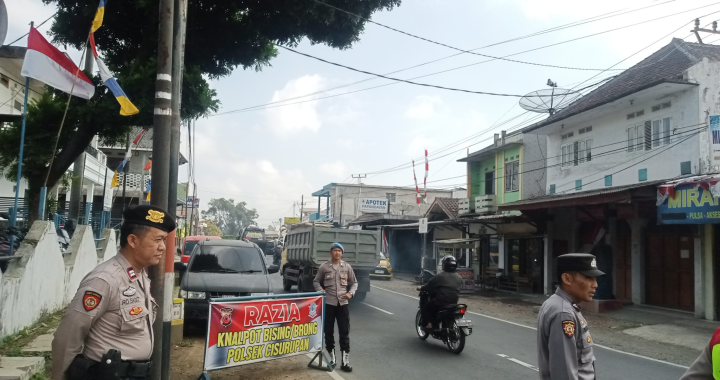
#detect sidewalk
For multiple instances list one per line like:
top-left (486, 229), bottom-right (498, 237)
top-left (386, 272), bottom-right (719, 366)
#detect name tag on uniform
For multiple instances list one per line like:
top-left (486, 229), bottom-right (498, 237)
top-left (325, 274), bottom-right (332, 279)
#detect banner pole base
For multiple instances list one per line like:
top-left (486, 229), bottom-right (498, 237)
top-left (307, 350), bottom-right (333, 372)
top-left (196, 372), bottom-right (211, 380)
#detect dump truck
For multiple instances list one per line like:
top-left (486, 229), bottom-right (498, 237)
top-left (281, 223), bottom-right (380, 302)
top-left (237, 225), bottom-right (274, 255)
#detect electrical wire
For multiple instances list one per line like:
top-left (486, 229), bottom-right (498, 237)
top-left (312, 0), bottom-right (641, 72)
top-left (5, 12), bottom-right (58, 46)
top-left (210, 2), bottom-right (699, 117)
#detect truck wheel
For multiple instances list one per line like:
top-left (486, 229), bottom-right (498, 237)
top-left (296, 276), bottom-right (304, 293)
top-left (353, 292), bottom-right (367, 302)
top-left (283, 277), bottom-right (292, 292)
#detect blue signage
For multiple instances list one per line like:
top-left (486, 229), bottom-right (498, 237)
top-left (658, 184), bottom-right (720, 224)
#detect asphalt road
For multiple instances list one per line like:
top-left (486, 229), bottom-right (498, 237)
top-left (267, 271), bottom-right (689, 380)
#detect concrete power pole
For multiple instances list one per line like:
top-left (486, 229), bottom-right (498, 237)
top-left (149, 0), bottom-right (174, 378)
top-left (160, 0), bottom-right (187, 378)
top-left (352, 174), bottom-right (366, 218)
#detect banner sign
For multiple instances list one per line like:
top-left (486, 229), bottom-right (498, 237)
top-left (187, 197), bottom-right (200, 208)
top-left (359, 198), bottom-right (388, 214)
top-left (457, 269), bottom-right (475, 294)
top-left (419, 218), bottom-right (428, 234)
top-left (284, 217), bottom-right (301, 224)
top-left (203, 295), bottom-right (324, 372)
top-left (657, 184), bottom-right (720, 224)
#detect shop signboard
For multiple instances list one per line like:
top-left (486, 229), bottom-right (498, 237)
top-left (201, 294), bottom-right (325, 375)
top-left (657, 184), bottom-right (720, 224)
top-left (359, 198), bottom-right (389, 214)
top-left (284, 217), bottom-right (301, 224)
top-left (457, 269), bottom-right (475, 294)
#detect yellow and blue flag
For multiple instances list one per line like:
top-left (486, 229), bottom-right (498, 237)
top-left (111, 157), bottom-right (130, 187)
top-left (146, 180), bottom-right (151, 202)
top-left (90, 33), bottom-right (139, 116)
top-left (91, 0), bottom-right (107, 33)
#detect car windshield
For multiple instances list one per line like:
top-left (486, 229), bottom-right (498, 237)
top-left (184, 240), bottom-right (199, 255)
top-left (189, 245), bottom-right (265, 274)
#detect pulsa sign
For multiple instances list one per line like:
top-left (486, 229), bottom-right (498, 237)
top-left (359, 198), bottom-right (388, 214)
top-left (657, 184), bottom-right (720, 224)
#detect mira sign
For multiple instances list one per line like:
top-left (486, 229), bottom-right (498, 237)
top-left (658, 184), bottom-right (720, 224)
top-left (359, 198), bottom-right (388, 214)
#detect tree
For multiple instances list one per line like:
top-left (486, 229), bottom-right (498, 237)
top-left (202, 220), bottom-right (222, 237)
top-left (1, 0), bottom-right (401, 223)
top-left (201, 198), bottom-right (258, 236)
top-left (267, 225), bottom-right (276, 231)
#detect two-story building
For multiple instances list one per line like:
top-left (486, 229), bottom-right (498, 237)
top-left (499, 38), bottom-right (720, 320)
top-left (455, 130), bottom-right (547, 293)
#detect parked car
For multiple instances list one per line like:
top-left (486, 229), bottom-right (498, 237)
top-left (180, 236), bottom-right (221, 264)
top-left (179, 240), bottom-right (279, 324)
top-left (370, 252), bottom-right (393, 280)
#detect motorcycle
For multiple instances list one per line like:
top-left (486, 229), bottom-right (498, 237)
top-left (415, 290), bottom-right (473, 354)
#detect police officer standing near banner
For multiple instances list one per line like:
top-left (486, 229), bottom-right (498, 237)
top-left (51, 205), bottom-right (175, 380)
top-left (313, 242), bottom-right (357, 373)
top-left (537, 253), bottom-right (604, 380)
top-left (678, 327), bottom-right (720, 379)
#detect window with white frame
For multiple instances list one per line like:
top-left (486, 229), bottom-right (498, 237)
top-left (561, 139), bottom-right (592, 168)
top-left (627, 117), bottom-right (671, 152)
top-left (504, 161), bottom-right (519, 192)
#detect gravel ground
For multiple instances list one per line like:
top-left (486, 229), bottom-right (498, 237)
top-left (371, 277), bottom-right (702, 367)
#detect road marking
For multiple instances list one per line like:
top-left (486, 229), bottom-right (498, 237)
top-left (361, 302), bottom-right (394, 314)
top-left (371, 285), bottom-right (690, 369)
top-left (305, 353), bottom-right (346, 380)
top-left (497, 354), bottom-right (540, 372)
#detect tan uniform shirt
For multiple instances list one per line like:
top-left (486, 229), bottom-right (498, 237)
top-left (51, 253), bottom-right (158, 380)
top-left (679, 335), bottom-right (714, 380)
top-left (537, 288), bottom-right (596, 380)
top-left (313, 261), bottom-right (358, 306)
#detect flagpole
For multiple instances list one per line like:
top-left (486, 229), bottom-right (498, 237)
top-left (10, 21), bottom-right (34, 257)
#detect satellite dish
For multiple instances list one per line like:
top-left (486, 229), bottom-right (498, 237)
top-left (0, 0), bottom-right (7, 46)
top-left (519, 88), bottom-right (581, 115)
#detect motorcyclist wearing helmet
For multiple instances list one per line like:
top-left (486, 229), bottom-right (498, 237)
top-left (416, 256), bottom-right (463, 330)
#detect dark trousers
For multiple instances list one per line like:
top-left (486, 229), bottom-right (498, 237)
top-left (325, 304), bottom-right (350, 352)
top-left (421, 298), bottom-right (449, 327)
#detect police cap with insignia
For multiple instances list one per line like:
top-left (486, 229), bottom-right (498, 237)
top-left (557, 253), bottom-right (605, 278)
top-left (122, 205), bottom-right (176, 233)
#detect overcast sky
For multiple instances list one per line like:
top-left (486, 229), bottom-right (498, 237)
top-left (6, 0), bottom-right (720, 227)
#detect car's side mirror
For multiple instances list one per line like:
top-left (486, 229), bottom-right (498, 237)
top-left (268, 265), bottom-right (279, 274)
top-left (174, 262), bottom-right (187, 272)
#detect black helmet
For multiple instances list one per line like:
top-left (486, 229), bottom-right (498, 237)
top-left (442, 256), bottom-right (458, 273)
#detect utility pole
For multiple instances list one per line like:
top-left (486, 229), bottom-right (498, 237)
top-left (67, 40), bottom-right (95, 222)
top-left (692, 18), bottom-right (720, 44)
top-left (149, 0), bottom-right (174, 378)
top-left (121, 132), bottom-right (130, 208)
top-left (351, 174), bottom-right (366, 218)
top-left (300, 195), bottom-right (304, 221)
top-left (160, 0), bottom-right (187, 378)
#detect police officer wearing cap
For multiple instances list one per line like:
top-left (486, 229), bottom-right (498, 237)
top-left (537, 253), bottom-right (604, 380)
top-left (51, 205), bottom-right (176, 380)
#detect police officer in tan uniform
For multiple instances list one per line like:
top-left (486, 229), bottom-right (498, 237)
top-left (51, 205), bottom-right (175, 380)
top-left (537, 253), bottom-right (604, 380)
top-left (313, 242), bottom-right (357, 373)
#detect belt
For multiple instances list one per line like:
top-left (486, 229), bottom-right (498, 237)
top-left (117, 360), bottom-right (153, 378)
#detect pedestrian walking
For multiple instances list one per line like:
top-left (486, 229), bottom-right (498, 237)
top-left (51, 205), bottom-right (176, 380)
top-left (678, 327), bottom-right (720, 379)
top-left (537, 253), bottom-right (605, 380)
top-left (313, 242), bottom-right (357, 372)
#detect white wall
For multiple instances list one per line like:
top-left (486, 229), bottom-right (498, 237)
top-left (98, 228), bottom-right (118, 263)
top-left (63, 225), bottom-right (103, 305)
top-left (544, 86), bottom-right (701, 194)
top-left (689, 58), bottom-right (720, 172)
top-left (0, 57), bottom-right (44, 117)
top-left (0, 222), bottom-right (65, 338)
top-left (0, 176), bottom-right (28, 199)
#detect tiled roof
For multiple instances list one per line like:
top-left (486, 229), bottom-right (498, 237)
top-left (425, 197), bottom-right (459, 219)
top-left (524, 38), bottom-right (718, 132)
top-left (0, 46), bottom-right (26, 59)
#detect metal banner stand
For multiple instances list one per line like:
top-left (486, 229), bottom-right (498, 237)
top-left (307, 349), bottom-right (334, 372)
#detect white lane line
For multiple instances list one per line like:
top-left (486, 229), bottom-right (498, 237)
top-left (305, 353), bottom-right (346, 380)
top-left (371, 285), bottom-right (690, 369)
top-left (361, 302), bottom-right (394, 314)
top-left (497, 354), bottom-right (539, 372)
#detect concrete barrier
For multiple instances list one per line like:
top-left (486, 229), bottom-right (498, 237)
top-left (98, 228), bottom-right (118, 263)
top-left (63, 225), bottom-right (101, 306)
top-left (0, 221), bottom-right (65, 338)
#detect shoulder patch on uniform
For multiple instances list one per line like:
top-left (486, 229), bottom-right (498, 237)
top-left (562, 320), bottom-right (575, 338)
top-left (83, 291), bottom-right (102, 311)
top-left (127, 267), bottom-right (138, 281)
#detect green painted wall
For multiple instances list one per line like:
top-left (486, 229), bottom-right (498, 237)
top-left (501, 146), bottom-right (521, 205)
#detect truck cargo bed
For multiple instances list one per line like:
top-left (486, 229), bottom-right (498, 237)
top-left (286, 225), bottom-right (380, 270)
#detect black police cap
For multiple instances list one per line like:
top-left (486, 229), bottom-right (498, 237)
top-left (557, 253), bottom-right (605, 278)
top-left (122, 205), bottom-right (176, 233)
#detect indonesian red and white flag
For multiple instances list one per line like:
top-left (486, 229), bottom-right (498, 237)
top-left (21, 27), bottom-right (95, 99)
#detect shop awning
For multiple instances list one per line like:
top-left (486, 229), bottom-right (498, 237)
top-left (497, 181), bottom-right (664, 212)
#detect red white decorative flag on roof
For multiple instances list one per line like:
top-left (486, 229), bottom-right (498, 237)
top-left (412, 159), bottom-right (421, 205)
top-left (20, 27), bottom-right (95, 99)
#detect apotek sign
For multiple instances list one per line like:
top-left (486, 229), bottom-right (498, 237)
top-left (203, 295), bottom-right (324, 371)
top-left (359, 198), bottom-right (388, 214)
